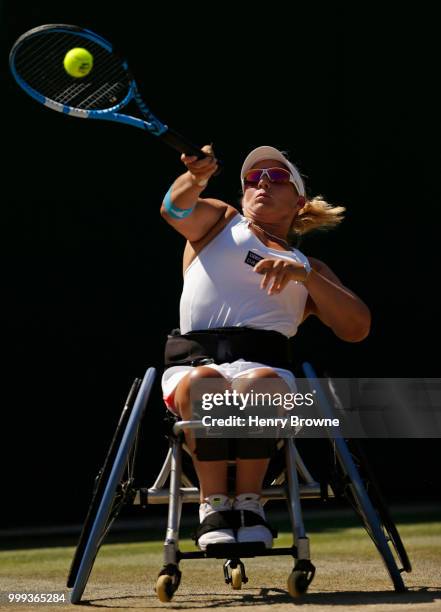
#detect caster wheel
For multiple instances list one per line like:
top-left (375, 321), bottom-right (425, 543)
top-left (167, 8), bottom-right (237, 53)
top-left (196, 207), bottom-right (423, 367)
top-left (156, 574), bottom-right (175, 602)
top-left (287, 570), bottom-right (309, 597)
top-left (231, 567), bottom-right (242, 590)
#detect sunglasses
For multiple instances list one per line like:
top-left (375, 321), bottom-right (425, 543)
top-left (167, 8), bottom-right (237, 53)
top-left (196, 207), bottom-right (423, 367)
top-left (243, 167), bottom-right (293, 186)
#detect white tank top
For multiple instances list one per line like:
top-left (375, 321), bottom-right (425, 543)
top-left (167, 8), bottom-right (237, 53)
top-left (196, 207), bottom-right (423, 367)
top-left (180, 213), bottom-right (310, 338)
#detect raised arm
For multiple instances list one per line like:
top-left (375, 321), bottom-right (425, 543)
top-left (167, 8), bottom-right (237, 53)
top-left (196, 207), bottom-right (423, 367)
top-left (160, 145), bottom-right (232, 242)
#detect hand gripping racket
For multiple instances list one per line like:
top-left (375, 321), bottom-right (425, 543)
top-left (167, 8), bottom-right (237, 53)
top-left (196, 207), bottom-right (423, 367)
top-left (9, 24), bottom-right (212, 160)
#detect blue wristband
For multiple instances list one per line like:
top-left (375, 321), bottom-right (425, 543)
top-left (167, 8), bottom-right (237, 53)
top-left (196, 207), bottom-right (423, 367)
top-left (164, 184), bottom-right (195, 220)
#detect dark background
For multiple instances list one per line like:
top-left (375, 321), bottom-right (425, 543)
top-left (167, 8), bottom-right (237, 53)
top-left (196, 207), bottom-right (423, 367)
top-left (2, 3), bottom-right (439, 527)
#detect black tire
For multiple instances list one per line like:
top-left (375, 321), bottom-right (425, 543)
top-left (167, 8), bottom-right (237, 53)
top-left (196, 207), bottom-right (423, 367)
top-left (303, 363), bottom-right (408, 592)
top-left (333, 436), bottom-right (411, 573)
top-left (323, 377), bottom-right (412, 573)
top-left (67, 377), bottom-right (142, 589)
top-left (69, 368), bottom-right (156, 604)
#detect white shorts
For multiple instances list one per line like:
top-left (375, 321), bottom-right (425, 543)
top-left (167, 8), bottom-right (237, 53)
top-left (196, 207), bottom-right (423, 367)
top-left (161, 358), bottom-right (296, 414)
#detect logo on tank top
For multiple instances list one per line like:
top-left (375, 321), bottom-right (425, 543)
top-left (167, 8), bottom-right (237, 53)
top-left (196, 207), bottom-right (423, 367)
top-left (245, 250), bottom-right (264, 267)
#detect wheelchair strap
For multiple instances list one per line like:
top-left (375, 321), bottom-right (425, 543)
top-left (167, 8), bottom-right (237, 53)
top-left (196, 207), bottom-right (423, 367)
top-left (193, 510), bottom-right (278, 543)
top-left (165, 327), bottom-right (292, 370)
top-left (238, 510), bottom-right (278, 538)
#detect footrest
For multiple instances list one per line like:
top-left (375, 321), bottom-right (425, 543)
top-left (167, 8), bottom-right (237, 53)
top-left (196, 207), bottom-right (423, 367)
top-left (178, 544), bottom-right (297, 561)
top-left (205, 542), bottom-right (267, 558)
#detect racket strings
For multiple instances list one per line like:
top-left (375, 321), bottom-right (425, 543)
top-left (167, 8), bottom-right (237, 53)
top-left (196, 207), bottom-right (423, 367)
top-left (15, 34), bottom-right (95, 89)
top-left (18, 44), bottom-right (108, 98)
top-left (53, 49), bottom-right (127, 108)
top-left (16, 32), bottom-right (79, 70)
top-left (13, 31), bottom-right (130, 110)
top-left (79, 81), bottom-right (128, 110)
top-left (31, 43), bottom-right (126, 109)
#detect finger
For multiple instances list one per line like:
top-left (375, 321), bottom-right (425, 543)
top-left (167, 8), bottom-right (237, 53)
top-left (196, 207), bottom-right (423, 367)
top-left (268, 268), bottom-right (287, 294)
top-left (267, 280), bottom-right (276, 295)
top-left (270, 272), bottom-right (289, 294)
top-left (191, 164), bottom-right (218, 181)
top-left (189, 157), bottom-right (217, 171)
top-left (181, 154), bottom-right (197, 163)
top-left (268, 273), bottom-right (283, 294)
top-left (201, 143), bottom-right (215, 157)
top-left (272, 259), bottom-right (284, 270)
top-left (275, 276), bottom-right (289, 292)
top-left (261, 270), bottom-right (275, 290)
top-left (268, 263), bottom-right (290, 292)
top-left (254, 259), bottom-right (273, 274)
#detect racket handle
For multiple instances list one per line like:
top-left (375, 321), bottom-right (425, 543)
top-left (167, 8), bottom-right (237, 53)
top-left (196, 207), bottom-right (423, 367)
top-left (160, 128), bottom-right (223, 175)
top-left (161, 128), bottom-right (209, 159)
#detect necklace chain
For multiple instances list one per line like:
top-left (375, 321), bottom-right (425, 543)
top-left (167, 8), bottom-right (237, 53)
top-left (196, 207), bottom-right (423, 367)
top-left (249, 222), bottom-right (291, 250)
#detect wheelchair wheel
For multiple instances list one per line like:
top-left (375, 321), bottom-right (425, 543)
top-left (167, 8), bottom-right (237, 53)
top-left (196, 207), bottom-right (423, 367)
top-left (287, 570), bottom-right (309, 597)
top-left (337, 437), bottom-right (411, 573)
top-left (156, 575), bottom-right (175, 603)
top-left (231, 567), bottom-right (242, 590)
top-left (155, 565), bottom-right (182, 603)
top-left (303, 363), bottom-right (407, 592)
top-left (330, 436), bottom-right (407, 591)
top-left (69, 367), bottom-right (156, 604)
top-left (323, 376), bottom-right (411, 574)
top-left (67, 377), bottom-right (141, 589)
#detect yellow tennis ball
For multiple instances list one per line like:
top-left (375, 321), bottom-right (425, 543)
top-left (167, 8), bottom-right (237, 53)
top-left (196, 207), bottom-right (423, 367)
top-left (63, 47), bottom-right (93, 78)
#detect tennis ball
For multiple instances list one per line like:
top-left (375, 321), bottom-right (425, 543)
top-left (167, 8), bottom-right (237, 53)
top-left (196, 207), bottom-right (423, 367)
top-left (63, 47), bottom-right (93, 78)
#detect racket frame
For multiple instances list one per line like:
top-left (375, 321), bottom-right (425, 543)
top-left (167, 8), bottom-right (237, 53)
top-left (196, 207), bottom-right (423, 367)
top-left (10, 24), bottom-right (169, 136)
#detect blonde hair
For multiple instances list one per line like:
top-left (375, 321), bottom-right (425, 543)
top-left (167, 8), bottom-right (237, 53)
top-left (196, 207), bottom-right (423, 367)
top-left (290, 195), bottom-right (345, 236)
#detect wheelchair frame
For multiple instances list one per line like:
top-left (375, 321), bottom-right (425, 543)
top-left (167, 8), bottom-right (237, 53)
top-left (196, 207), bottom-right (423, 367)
top-left (67, 363), bottom-right (411, 604)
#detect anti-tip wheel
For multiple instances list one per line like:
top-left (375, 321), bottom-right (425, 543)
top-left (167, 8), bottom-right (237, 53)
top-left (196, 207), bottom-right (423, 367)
top-left (287, 570), bottom-right (309, 598)
top-left (231, 567), bottom-right (242, 590)
top-left (156, 574), bottom-right (175, 602)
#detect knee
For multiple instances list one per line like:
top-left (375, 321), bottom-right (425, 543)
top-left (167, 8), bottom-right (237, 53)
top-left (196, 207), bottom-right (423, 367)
top-left (175, 366), bottom-right (227, 413)
top-left (188, 366), bottom-right (229, 403)
top-left (242, 368), bottom-right (281, 380)
top-left (233, 368), bottom-right (289, 395)
top-left (189, 366), bottom-right (226, 383)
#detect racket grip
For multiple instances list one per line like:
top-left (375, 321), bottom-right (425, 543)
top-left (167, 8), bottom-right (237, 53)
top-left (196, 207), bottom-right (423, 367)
top-left (160, 127), bottom-right (220, 161)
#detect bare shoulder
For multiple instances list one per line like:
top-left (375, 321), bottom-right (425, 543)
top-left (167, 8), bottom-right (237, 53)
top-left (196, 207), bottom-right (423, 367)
top-left (187, 198), bottom-right (238, 244)
top-left (161, 193), bottom-right (236, 243)
top-left (199, 197), bottom-right (230, 210)
top-left (189, 202), bottom-right (239, 244)
top-left (183, 204), bottom-right (239, 272)
top-left (200, 198), bottom-right (238, 219)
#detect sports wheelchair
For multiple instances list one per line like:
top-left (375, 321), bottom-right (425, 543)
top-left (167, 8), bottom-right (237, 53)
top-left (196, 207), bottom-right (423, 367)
top-left (67, 363), bottom-right (411, 604)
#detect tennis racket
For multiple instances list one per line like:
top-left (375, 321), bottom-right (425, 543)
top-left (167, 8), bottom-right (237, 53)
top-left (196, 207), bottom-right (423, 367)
top-left (9, 24), bottom-right (212, 160)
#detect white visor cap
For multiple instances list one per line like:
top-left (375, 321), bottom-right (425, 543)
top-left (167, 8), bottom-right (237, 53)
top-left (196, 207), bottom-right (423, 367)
top-left (240, 146), bottom-right (305, 197)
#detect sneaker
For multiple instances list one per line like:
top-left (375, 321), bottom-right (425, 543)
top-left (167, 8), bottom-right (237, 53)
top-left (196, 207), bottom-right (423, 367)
top-left (234, 493), bottom-right (273, 548)
top-left (197, 494), bottom-right (236, 550)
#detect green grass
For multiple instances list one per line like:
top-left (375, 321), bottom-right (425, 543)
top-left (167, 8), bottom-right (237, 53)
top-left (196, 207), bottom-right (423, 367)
top-left (2, 518), bottom-right (440, 611)
top-left (2, 520), bottom-right (440, 576)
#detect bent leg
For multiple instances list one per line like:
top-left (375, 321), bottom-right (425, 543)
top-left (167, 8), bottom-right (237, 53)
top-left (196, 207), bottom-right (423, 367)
top-left (174, 366), bottom-right (236, 549)
top-left (174, 366), bottom-right (230, 501)
top-left (231, 367), bottom-right (290, 548)
top-left (233, 367), bottom-right (291, 494)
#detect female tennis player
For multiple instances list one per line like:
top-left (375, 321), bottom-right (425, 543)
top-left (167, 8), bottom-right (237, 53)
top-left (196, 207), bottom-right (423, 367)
top-left (160, 144), bottom-right (371, 550)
